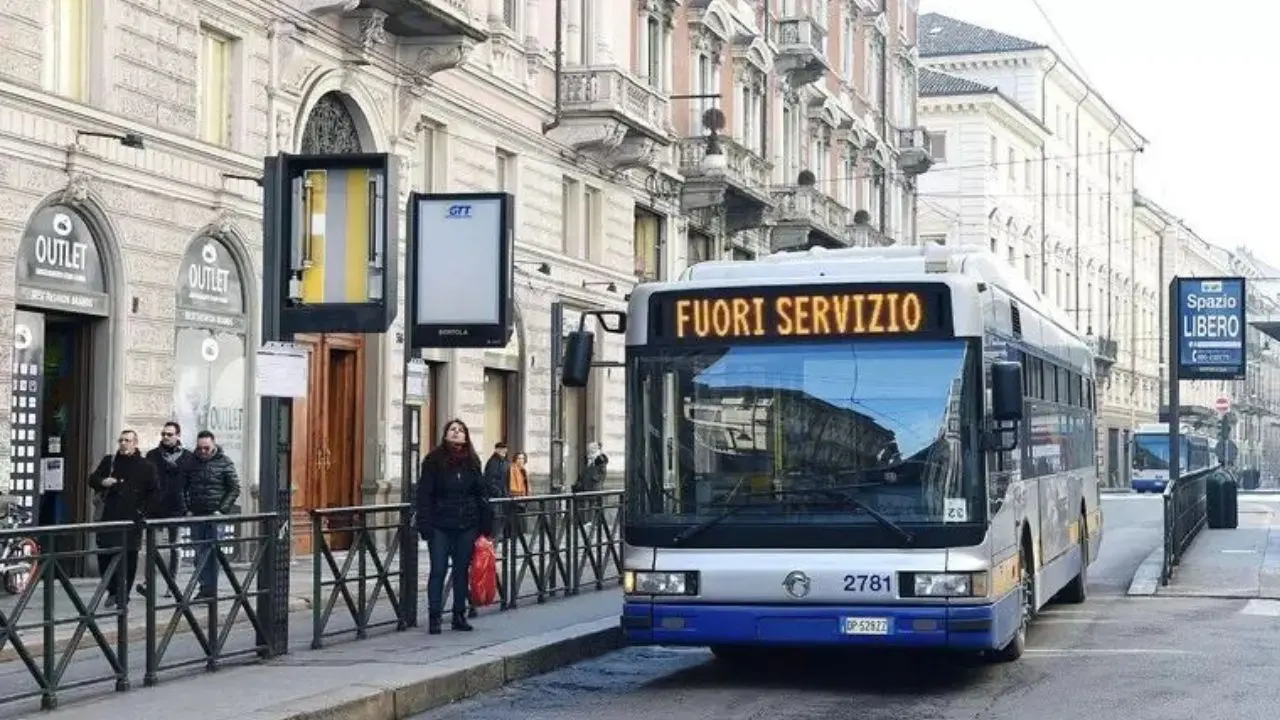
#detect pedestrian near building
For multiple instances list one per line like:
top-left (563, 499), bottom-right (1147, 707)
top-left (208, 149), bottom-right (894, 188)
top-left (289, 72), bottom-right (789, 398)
top-left (483, 441), bottom-right (512, 539)
top-left (140, 422), bottom-right (197, 598)
top-left (88, 429), bottom-right (158, 608)
top-left (574, 442), bottom-right (609, 532)
top-left (507, 451), bottom-right (530, 537)
top-left (187, 430), bottom-right (241, 600)
top-left (416, 418), bottom-right (493, 635)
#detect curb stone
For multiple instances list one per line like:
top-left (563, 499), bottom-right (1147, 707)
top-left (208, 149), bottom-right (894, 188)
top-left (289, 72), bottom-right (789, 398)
top-left (1126, 546), bottom-right (1163, 596)
top-left (257, 618), bottom-right (624, 720)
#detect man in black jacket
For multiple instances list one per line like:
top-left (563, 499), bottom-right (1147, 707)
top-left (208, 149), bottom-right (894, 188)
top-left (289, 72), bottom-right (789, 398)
top-left (89, 430), bottom-right (158, 608)
top-left (141, 422), bottom-right (197, 598)
top-left (187, 430), bottom-right (241, 599)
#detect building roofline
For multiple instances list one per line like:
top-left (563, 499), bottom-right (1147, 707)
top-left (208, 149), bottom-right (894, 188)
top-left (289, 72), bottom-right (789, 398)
top-left (920, 88), bottom-right (1051, 138)
top-left (921, 44), bottom-right (1148, 149)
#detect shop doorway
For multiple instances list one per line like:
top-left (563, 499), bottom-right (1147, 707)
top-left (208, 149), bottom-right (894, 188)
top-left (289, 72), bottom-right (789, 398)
top-left (10, 309), bottom-right (102, 575)
top-left (288, 333), bottom-right (365, 554)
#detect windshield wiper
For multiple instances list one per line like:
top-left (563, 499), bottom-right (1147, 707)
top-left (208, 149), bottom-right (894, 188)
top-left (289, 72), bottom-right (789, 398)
top-left (670, 496), bottom-right (768, 546)
top-left (798, 487), bottom-right (917, 547)
top-left (669, 487), bottom-right (916, 547)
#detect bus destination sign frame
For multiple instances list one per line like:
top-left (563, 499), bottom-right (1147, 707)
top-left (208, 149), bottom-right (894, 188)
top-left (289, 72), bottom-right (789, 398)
top-left (648, 283), bottom-right (954, 345)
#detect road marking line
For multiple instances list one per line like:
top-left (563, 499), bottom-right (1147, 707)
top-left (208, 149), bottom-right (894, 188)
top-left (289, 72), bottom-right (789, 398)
top-left (1025, 648), bottom-right (1199, 656)
top-left (1035, 619), bottom-right (1125, 625)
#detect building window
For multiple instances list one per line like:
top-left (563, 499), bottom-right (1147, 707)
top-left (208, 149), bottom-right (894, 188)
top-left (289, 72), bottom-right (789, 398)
top-left (988, 135), bottom-right (998, 166)
top-left (503, 0), bottom-right (518, 29)
top-left (840, 14), bottom-right (855, 79)
top-left (578, 0), bottom-right (594, 64)
top-left (199, 26), bottom-right (232, 146)
top-left (483, 369), bottom-right (514, 448)
top-left (52, 0), bottom-right (89, 101)
top-left (925, 131), bottom-right (946, 162)
top-left (419, 121), bottom-right (443, 191)
top-left (692, 53), bottom-right (715, 131)
top-left (583, 185), bottom-right (602, 262)
top-left (496, 148), bottom-right (515, 192)
top-left (639, 9), bottom-right (670, 91)
top-left (634, 208), bottom-right (661, 280)
top-left (730, 247), bottom-right (753, 261)
top-left (562, 177), bottom-right (581, 255)
top-left (1007, 148), bottom-right (1017, 182)
top-left (688, 230), bottom-right (715, 264)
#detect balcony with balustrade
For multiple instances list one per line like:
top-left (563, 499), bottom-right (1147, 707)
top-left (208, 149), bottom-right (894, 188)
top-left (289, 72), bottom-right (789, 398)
top-left (775, 1), bottom-right (831, 89)
top-left (770, 177), bottom-right (852, 251)
top-left (545, 67), bottom-right (674, 171)
top-left (677, 134), bottom-right (774, 234)
top-left (306, 0), bottom-right (490, 77)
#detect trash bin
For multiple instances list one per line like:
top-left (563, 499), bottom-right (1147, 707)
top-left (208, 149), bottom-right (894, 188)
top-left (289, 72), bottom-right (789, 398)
top-left (1207, 473), bottom-right (1226, 529)
top-left (1220, 478), bottom-right (1239, 530)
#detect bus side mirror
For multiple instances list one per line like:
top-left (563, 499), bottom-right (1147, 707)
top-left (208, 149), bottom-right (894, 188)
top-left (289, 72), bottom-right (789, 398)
top-left (562, 331), bottom-right (594, 388)
top-left (560, 310), bottom-right (627, 388)
top-left (991, 361), bottom-right (1023, 422)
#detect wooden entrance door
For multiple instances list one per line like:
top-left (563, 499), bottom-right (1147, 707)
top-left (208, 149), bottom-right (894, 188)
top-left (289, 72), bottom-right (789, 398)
top-left (289, 333), bottom-right (365, 555)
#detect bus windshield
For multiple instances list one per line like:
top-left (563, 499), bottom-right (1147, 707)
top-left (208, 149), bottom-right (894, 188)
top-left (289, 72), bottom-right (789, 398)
top-left (626, 338), bottom-right (983, 530)
top-left (1132, 434), bottom-right (1170, 471)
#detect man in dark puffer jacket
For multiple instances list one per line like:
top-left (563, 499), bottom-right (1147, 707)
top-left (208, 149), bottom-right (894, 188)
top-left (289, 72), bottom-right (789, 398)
top-left (187, 430), bottom-right (241, 599)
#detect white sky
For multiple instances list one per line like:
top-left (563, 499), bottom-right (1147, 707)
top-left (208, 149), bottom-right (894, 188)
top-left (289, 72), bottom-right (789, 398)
top-left (920, 0), bottom-right (1280, 268)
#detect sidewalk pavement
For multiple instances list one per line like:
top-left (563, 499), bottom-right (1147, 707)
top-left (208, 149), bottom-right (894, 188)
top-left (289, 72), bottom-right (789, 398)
top-left (0, 536), bottom-right (614, 715)
top-left (13, 588), bottom-right (624, 720)
top-left (1128, 495), bottom-right (1280, 598)
top-left (0, 533), bottom-right (576, 663)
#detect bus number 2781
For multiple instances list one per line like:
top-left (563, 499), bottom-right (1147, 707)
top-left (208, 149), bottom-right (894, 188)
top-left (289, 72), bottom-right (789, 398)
top-left (844, 574), bottom-right (892, 593)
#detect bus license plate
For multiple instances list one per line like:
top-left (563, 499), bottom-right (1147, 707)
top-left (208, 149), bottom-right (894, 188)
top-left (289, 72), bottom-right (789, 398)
top-left (841, 617), bottom-right (890, 635)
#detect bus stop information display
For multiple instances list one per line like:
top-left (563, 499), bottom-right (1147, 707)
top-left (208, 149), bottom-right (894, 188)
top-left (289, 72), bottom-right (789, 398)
top-left (1176, 277), bottom-right (1247, 381)
top-left (651, 283), bottom-right (952, 343)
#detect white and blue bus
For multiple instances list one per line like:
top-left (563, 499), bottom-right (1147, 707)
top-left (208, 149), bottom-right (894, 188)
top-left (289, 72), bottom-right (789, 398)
top-left (564, 244), bottom-right (1102, 663)
top-left (1131, 423), bottom-right (1216, 493)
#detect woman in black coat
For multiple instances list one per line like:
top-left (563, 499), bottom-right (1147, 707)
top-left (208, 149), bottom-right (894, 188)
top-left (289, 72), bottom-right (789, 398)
top-left (416, 418), bottom-right (492, 634)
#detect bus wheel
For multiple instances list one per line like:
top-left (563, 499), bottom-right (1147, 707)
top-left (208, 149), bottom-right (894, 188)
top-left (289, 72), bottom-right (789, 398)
top-left (1059, 512), bottom-right (1089, 604)
top-left (989, 544), bottom-right (1033, 663)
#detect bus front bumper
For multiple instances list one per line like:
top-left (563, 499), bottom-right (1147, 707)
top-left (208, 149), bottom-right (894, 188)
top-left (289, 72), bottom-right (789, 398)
top-left (621, 593), bottom-right (1021, 652)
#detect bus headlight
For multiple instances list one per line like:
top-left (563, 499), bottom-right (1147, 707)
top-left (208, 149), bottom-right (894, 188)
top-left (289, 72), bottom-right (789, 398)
top-left (912, 572), bottom-right (989, 598)
top-left (623, 570), bottom-right (699, 596)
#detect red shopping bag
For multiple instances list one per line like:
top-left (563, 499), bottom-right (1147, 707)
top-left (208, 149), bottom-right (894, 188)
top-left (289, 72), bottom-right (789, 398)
top-left (469, 535), bottom-right (498, 607)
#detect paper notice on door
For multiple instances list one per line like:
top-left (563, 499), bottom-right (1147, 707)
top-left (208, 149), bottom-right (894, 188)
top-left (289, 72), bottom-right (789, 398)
top-left (41, 457), bottom-right (64, 492)
top-left (255, 342), bottom-right (309, 398)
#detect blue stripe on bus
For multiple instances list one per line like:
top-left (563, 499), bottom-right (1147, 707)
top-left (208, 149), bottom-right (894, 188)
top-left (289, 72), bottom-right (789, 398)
top-left (1131, 479), bottom-right (1167, 492)
top-left (621, 590), bottom-right (1022, 652)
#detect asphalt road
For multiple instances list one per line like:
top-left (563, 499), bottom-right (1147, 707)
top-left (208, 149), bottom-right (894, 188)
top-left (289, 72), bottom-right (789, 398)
top-left (419, 495), bottom-right (1280, 720)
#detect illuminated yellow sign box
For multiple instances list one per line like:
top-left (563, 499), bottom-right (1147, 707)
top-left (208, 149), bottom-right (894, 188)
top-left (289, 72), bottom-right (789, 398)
top-left (658, 285), bottom-right (950, 342)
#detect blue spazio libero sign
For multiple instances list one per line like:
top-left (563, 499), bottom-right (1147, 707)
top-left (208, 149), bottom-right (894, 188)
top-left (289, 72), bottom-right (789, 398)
top-left (1176, 276), bottom-right (1247, 381)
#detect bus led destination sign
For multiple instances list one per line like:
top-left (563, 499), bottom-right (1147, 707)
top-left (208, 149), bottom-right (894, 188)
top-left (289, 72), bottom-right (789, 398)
top-left (656, 284), bottom-right (951, 342)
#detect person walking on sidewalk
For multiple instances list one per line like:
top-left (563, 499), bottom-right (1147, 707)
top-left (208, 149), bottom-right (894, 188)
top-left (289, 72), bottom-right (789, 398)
top-left (573, 442), bottom-right (608, 533)
top-left (140, 422), bottom-right (197, 598)
top-left (187, 430), bottom-right (241, 600)
top-left (507, 451), bottom-right (530, 537)
top-left (416, 419), bottom-right (493, 635)
top-left (483, 442), bottom-right (512, 540)
top-left (88, 429), bottom-right (158, 608)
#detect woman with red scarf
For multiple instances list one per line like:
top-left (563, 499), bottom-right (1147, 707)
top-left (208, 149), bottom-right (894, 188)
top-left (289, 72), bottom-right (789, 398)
top-left (416, 418), bottom-right (493, 634)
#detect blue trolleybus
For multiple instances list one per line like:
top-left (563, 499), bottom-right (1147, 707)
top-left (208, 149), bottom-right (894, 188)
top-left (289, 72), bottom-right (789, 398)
top-left (1131, 423), bottom-right (1216, 493)
top-left (562, 244), bottom-right (1102, 663)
